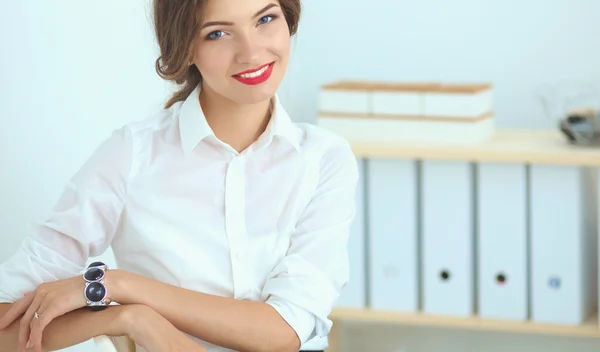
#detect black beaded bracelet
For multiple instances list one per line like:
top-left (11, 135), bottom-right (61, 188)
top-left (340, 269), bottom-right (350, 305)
top-left (83, 261), bottom-right (111, 311)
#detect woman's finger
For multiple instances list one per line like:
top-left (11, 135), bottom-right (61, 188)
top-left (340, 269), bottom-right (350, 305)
top-left (29, 315), bottom-right (47, 352)
top-left (28, 294), bottom-right (60, 352)
top-left (0, 293), bottom-right (34, 330)
top-left (20, 292), bottom-right (43, 352)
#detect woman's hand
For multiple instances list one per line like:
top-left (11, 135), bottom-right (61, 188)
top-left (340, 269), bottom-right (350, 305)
top-left (0, 275), bottom-right (87, 352)
top-left (120, 304), bottom-right (207, 352)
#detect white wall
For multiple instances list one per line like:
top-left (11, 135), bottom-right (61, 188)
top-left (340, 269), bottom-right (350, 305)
top-left (1, 1), bottom-right (600, 351)
top-left (0, 0), bottom-right (168, 258)
top-left (280, 0), bottom-right (600, 129)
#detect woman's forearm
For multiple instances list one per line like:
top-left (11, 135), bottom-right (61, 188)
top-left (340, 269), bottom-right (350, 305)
top-left (1, 302), bottom-right (208, 352)
top-left (108, 270), bottom-right (300, 352)
top-left (0, 303), bottom-right (127, 352)
top-left (123, 304), bottom-right (207, 352)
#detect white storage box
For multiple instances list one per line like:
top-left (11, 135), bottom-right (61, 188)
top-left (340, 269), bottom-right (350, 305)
top-left (317, 81), bottom-right (495, 145)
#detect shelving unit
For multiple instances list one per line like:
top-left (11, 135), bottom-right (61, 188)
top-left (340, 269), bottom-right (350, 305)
top-left (324, 128), bottom-right (600, 352)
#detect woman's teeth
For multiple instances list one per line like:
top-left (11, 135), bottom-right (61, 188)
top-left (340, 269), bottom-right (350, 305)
top-left (239, 65), bottom-right (269, 78)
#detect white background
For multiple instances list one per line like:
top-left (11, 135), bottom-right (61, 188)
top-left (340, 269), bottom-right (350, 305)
top-left (2, 1), bottom-right (600, 351)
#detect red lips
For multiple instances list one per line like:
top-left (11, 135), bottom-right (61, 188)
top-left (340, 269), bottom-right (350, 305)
top-left (232, 62), bottom-right (275, 86)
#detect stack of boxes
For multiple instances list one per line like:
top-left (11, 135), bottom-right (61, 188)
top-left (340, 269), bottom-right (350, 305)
top-left (317, 81), bottom-right (495, 144)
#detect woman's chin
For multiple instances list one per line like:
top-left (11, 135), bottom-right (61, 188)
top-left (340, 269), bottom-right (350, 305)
top-left (228, 82), bottom-right (281, 105)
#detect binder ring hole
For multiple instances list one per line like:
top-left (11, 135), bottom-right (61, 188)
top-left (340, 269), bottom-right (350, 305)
top-left (496, 273), bottom-right (507, 285)
top-left (439, 270), bottom-right (451, 281)
top-left (548, 276), bottom-right (561, 289)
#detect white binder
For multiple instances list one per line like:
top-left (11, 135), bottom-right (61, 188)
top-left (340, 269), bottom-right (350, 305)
top-left (597, 167), bottom-right (600, 327)
top-left (530, 164), bottom-right (597, 325)
top-left (336, 158), bottom-right (367, 309)
top-left (422, 160), bottom-right (474, 317)
top-left (367, 158), bottom-right (419, 312)
top-left (477, 162), bottom-right (528, 321)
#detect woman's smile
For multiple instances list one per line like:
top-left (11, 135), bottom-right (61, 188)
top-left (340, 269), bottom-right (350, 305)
top-left (232, 61), bottom-right (275, 85)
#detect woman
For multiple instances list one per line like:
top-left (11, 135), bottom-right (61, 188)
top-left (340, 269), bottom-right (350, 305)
top-left (0, 0), bottom-right (358, 351)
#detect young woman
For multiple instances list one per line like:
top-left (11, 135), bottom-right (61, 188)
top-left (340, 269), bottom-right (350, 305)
top-left (0, 0), bottom-right (358, 351)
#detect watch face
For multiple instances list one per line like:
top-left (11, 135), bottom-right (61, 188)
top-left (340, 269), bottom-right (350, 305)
top-left (84, 267), bottom-right (105, 282)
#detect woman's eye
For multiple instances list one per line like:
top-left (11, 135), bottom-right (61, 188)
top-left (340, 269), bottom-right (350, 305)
top-left (207, 31), bottom-right (225, 40)
top-left (257, 15), bottom-right (273, 25)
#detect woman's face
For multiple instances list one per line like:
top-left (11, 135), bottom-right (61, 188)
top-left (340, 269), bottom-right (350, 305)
top-left (193, 0), bottom-right (291, 105)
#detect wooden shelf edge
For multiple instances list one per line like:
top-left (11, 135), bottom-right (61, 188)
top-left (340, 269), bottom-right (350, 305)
top-left (329, 308), bottom-right (600, 339)
top-left (345, 129), bottom-right (600, 166)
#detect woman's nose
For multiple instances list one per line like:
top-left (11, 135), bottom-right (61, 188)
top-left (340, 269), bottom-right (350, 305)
top-left (234, 33), bottom-right (262, 65)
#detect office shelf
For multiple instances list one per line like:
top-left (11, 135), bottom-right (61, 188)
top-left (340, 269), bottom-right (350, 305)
top-left (323, 129), bottom-right (600, 352)
top-left (347, 129), bottom-right (600, 166)
top-left (329, 308), bottom-right (600, 339)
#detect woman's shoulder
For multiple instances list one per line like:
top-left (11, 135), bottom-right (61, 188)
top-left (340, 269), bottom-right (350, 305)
top-left (92, 104), bottom-right (181, 166)
top-left (292, 122), bottom-right (358, 176)
top-left (294, 121), bottom-right (353, 154)
top-left (293, 122), bottom-right (359, 186)
top-left (122, 103), bottom-right (180, 136)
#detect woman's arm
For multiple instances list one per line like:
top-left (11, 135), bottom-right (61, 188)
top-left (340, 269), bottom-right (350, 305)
top-left (0, 303), bottom-right (207, 352)
top-left (122, 304), bottom-right (208, 352)
top-left (0, 303), bottom-right (126, 352)
top-left (109, 272), bottom-right (300, 352)
top-left (0, 128), bottom-right (132, 351)
top-left (0, 127), bottom-right (131, 306)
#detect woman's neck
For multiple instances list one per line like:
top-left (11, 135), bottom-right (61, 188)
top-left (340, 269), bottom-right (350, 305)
top-left (199, 86), bottom-right (272, 153)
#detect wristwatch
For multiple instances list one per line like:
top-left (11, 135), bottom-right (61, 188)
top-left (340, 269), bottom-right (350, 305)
top-left (83, 261), bottom-right (111, 311)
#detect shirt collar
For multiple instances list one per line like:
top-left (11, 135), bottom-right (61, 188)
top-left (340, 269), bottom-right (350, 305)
top-left (261, 93), bottom-right (301, 153)
top-left (179, 85), bottom-right (215, 155)
top-left (178, 85), bottom-right (301, 155)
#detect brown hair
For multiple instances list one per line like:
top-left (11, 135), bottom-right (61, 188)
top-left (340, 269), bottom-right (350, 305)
top-left (153, 0), bottom-right (302, 109)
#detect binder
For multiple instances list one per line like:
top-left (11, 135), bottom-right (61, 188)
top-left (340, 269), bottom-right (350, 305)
top-left (530, 164), bottom-right (597, 325)
top-left (367, 158), bottom-right (419, 312)
top-left (597, 167), bottom-right (600, 327)
top-left (421, 160), bottom-right (474, 317)
top-left (477, 162), bottom-right (528, 321)
top-left (336, 158), bottom-right (367, 309)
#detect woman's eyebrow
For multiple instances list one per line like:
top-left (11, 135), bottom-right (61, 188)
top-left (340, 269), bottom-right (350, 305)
top-left (201, 3), bottom-right (280, 29)
top-left (253, 3), bottom-right (279, 18)
top-left (202, 20), bottom-right (233, 29)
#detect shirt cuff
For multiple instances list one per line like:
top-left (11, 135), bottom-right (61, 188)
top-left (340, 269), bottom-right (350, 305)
top-left (261, 254), bottom-right (341, 345)
top-left (266, 295), bottom-right (322, 345)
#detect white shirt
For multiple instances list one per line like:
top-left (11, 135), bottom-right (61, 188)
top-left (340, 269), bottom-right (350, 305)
top-left (0, 85), bottom-right (358, 351)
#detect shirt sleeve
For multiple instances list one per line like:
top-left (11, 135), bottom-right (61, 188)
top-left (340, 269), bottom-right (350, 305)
top-left (0, 127), bottom-right (132, 303)
top-left (262, 140), bottom-right (359, 345)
